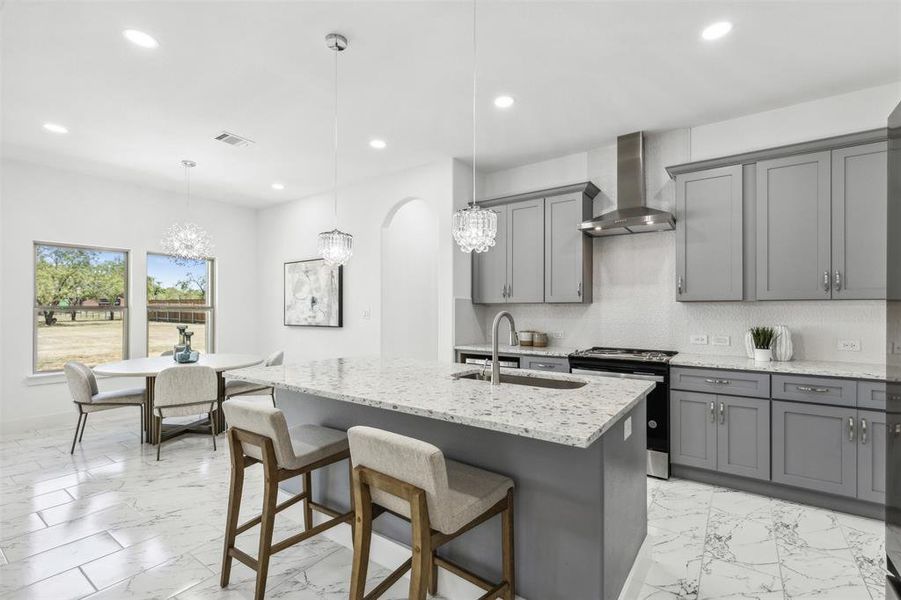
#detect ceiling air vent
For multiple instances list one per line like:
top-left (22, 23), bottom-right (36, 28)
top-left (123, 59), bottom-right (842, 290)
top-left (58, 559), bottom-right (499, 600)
top-left (213, 131), bottom-right (255, 148)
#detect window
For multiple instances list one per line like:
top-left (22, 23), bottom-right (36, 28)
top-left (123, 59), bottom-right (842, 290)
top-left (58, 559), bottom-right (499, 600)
top-left (146, 253), bottom-right (214, 357)
top-left (34, 242), bottom-right (129, 373)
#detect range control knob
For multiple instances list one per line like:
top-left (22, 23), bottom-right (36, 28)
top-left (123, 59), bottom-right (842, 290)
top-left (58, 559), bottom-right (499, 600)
top-left (648, 420), bottom-right (658, 429)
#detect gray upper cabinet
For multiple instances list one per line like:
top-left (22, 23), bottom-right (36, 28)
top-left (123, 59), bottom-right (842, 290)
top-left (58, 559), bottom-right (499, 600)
top-left (507, 199), bottom-right (545, 303)
top-left (772, 400), bottom-right (857, 498)
top-left (717, 396), bottom-right (770, 481)
top-left (545, 193), bottom-right (592, 303)
top-left (472, 206), bottom-right (509, 304)
top-left (756, 151), bottom-right (832, 300)
top-left (831, 142), bottom-right (887, 300)
top-left (675, 165), bottom-right (743, 301)
top-left (857, 409), bottom-right (886, 504)
top-left (670, 391), bottom-right (717, 470)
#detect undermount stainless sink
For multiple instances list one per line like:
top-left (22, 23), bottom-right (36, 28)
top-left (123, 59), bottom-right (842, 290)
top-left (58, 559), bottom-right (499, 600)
top-left (455, 372), bottom-right (587, 390)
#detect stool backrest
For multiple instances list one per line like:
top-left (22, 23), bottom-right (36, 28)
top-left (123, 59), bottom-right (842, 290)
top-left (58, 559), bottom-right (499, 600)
top-left (154, 365), bottom-right (217, 408)
top-left (64, 361), bottom-right (98, 405)
top-left (221, 400), bottom-right (295, 468)
top-left (265, 351), bottom-right (284, 367)
top-left (347, 426), bottom-right (449, 522)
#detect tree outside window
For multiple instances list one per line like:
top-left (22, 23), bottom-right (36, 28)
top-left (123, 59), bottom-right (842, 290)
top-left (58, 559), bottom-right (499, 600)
top-left (147, 253), bottom-right (214, 356)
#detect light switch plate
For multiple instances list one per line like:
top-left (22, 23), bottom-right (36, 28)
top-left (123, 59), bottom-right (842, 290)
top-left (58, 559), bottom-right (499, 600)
top-left (362, 308), bottom-right (371, 320)
top-left (711, 336), bottom-right (731, 347)
top-left (837, 339), bottom-right (860, 352)
top-left (552, 331), bottom-right (565, 339)
top-left (624, 416), bottom-right (632, 441)
top-left (690, 335), bottom-right (709, 345)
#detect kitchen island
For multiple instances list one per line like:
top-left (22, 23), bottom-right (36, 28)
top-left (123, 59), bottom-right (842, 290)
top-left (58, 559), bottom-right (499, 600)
top-left (229, 357), bottom-right (654, 599)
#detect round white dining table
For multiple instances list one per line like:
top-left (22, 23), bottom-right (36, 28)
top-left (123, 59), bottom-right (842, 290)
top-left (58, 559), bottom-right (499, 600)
top-left (94, 353), bottom-right (262, 443)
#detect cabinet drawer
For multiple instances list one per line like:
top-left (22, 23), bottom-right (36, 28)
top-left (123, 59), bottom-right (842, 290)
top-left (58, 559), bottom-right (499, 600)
top-left (771, 375), bottom-right (857, 408)
top-left (670, 368), bottom-right (770, 398)
top-left (521, 356), bottom-right (569, 373)
top-left (857, 381), bottom-right (886, 411)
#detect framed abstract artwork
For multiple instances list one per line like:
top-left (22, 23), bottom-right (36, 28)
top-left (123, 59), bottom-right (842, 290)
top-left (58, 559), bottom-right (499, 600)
top-left (283, 258), bottom-right (343, 327)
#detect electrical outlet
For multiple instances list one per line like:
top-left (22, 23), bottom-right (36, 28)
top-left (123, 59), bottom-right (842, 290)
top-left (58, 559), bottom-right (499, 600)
top-left (711, 335), bottom-right (731, 347)
top-left (362, 308), bottom-right (371, 320)
top-left (837, 339), bottom-right (861, 352)
top-left (552, 331), bottom-right (565, 339)
top-left (690, 334), bottom-right (708, 345)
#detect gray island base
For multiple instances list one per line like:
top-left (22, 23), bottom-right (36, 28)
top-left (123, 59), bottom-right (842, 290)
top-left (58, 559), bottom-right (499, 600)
top-left (229, 358), bottom-right (653, 600)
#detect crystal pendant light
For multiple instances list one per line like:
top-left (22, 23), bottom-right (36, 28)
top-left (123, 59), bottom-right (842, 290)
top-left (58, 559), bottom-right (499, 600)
top-left (318, 33), bottom-right (354, 266)
top-left (452, 0), bottom-right (497, 254)
top-left (161, 160), bottom-right (214, 261)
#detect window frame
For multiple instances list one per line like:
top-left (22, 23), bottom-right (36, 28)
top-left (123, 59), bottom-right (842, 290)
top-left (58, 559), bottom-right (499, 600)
top-left (145, 252), bottom-right (216, 357)
top-left (32, 241), bottom-right (130, 374)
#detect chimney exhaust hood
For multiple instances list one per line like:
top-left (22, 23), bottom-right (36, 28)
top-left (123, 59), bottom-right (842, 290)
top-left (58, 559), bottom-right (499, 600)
top-left (579, 132), bottom-right (675, 237)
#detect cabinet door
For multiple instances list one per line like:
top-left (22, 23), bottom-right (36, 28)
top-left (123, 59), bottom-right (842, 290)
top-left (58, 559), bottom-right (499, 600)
top-left (717, 396), bottom-right (770, 480)
top-left (675, 166), bottom-right (743, 301)
top-left (545, 193), bottom-right (590, 303)
top-left (756, 152), bottom-right (832, 300)
top-left (772, 400), bottom-right (857, 497)
top-left (507, 199), bottom-right (544, 303)
top-left (832, 142), bottom-right (887, 300)
top-left (670, 391), bottom-right (717, 470)
top-left (472, 205), bottom-right (508, 304)
top-left (857, 409), bottom-right (886, 504)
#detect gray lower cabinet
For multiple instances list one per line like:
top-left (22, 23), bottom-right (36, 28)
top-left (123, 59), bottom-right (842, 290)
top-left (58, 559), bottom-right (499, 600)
top-left (671, 391), bottom-right (770, 480)
top-left (857, 409), bottom-right (886, 504)
top-left (772, 400), bottom-right (857, 498)
top-left (544, 193), bottom-right (592, 303)
top-left (831, 142), bottom-right (887, 300)
top-left (756, 151), bottom-right (832, 300)
top-left (472, 206), bottom-right (508, 304)
top-left (520, 356), bottom-right (569, 372)
top-left (675, 165), bottom-right (743, 301)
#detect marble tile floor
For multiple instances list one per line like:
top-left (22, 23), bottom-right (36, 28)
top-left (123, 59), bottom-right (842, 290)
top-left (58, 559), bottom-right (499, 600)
top-left (0, 409), bottom-right (885, 600)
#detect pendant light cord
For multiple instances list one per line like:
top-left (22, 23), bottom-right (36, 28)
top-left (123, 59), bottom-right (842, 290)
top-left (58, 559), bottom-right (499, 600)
top-left (471, 0), bottom-right (477, 209)
top-left (333, 43), bottom-right (340, 229)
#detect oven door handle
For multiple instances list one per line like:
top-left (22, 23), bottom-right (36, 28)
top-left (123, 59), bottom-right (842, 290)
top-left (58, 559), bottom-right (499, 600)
top-left (571, 368), bottom-right (664, 383)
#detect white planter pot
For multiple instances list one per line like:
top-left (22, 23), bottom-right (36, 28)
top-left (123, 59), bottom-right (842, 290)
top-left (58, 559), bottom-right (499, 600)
top-left (754, 348), bottom-right (773, 362)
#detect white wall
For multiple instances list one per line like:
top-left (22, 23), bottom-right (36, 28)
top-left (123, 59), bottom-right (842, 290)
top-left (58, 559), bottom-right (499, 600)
top-left (467, 84), bottom-right (896, 363)
top-left (255, 160), bottom-right (457, 364)
top-left (0, 159), bottom-right (259, 430)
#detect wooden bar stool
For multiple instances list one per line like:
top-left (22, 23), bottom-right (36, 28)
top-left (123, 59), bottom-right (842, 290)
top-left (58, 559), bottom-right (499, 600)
top-left (347, 426), bottom-right (515, 600)
top-left (220, 400), bottom-right (354, 600)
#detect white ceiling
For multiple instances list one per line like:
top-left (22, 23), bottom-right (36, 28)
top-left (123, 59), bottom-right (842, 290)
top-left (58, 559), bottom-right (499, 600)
top-left (2, 1), bottom-right (899, 208)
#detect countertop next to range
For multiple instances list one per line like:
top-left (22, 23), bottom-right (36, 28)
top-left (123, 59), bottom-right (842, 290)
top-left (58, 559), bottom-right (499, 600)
top-left (228, 357), bottom-right (654, 449)
top-left (670, 353), bottom-right (885, 381)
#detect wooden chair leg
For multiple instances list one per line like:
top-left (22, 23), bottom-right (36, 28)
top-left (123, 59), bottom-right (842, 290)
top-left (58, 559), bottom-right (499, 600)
top-left (408, 490), bottom-right (432, 600)
top-left (303, 472), bottom-right (313, 531)
top-left (70, 413), bottom-right (84, 454)
top-left (349, 469), bottom-right (373, 600)
top-left (429, 550), bottom-right (439, 595)
top-left (78, 413), bottom-right (89, 442)
top-left (220, 431), bottom-right (245, 588)
top-left (254, 477), bottom-right (278, 600)
top-left (502, 489), bottom-right (515, 600)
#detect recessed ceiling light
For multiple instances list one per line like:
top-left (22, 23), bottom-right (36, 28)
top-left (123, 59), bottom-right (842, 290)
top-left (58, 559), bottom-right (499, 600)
top-left (43, 122), bottom-right (68, 134)
top-left (123, 29), bottom-right (159, 49)
top-left (369, 139), bottom-right (387, 150)
top-left (494, 95), bottom-right (515, 109)
top-left (701, 21), bottom-right (733, 41)
top-left (271, 183), bottom-right (285, 190)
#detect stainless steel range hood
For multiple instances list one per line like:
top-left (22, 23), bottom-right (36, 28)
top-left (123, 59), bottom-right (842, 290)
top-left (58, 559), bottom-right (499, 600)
top-left (579, 132), bottom-right (675, 237)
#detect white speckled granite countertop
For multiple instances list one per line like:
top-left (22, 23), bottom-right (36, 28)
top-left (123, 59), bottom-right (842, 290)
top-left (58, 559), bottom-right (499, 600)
top-left (228, 357), bottom-right (654, 448)
top-left (670, 353), bottom-right (885, 381)
top-left (454, 344), bottom-right (576, 359)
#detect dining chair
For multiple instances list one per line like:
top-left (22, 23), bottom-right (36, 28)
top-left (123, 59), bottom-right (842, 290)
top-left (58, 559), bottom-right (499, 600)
top-left (224, 350), bottom-right (284, 408)
top-left (153, 365), bottom-right (219, 461)
top-left (64, 362), bottom-right (146, 454)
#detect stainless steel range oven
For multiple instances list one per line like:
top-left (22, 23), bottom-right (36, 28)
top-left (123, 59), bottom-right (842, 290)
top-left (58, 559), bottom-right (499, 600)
top-left (569, 347), bottom-right (677, 479)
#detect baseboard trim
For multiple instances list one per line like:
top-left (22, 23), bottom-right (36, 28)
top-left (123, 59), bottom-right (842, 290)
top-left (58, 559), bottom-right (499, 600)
top-left (672, 465), bottom-right (885, 520)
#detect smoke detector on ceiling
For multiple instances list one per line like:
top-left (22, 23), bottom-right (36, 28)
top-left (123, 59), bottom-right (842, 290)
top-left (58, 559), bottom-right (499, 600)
top-left (214, 131), bottom-right (255, 148)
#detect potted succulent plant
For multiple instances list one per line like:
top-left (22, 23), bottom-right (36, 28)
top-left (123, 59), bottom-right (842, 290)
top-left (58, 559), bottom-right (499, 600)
top-left (749, 326), bottom-right (777, 362)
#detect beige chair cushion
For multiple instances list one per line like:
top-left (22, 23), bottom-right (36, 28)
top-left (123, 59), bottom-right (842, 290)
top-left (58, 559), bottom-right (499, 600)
top-left (222, 400), bottom-right (348, 470)
top-left (154, 366), bottom-right (218, 418)
top-left (225, 379), bottom-right (271, 397)
top-left (93, 388), bottom-right (145, 405)
top-left (347, 426), bottom-right (513, 534)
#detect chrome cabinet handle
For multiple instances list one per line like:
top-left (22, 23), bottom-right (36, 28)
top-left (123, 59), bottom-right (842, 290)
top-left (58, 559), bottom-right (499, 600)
top-left (860, 418), bottom-right (868, 445)
top-left (533, 363), bottom-right (554, 369)
top-left (834, 270), bottom-right (842, 291)
top-left (577, 282), bottom-right (582, 297)
top-left (678, 276), bottom-right (684, 295)
top-left (824, 271), bottom-right (830, 291)
top-left (797, 385), bottom-right (829, 393)
top-left (848, 417), bottom-right (855, 442)
top-left (705, 378), bottom-right (731, 385)
top-left (719, 401), bottom-right (725, 424)
top-left (709, 401), bottom-right (716, 422)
